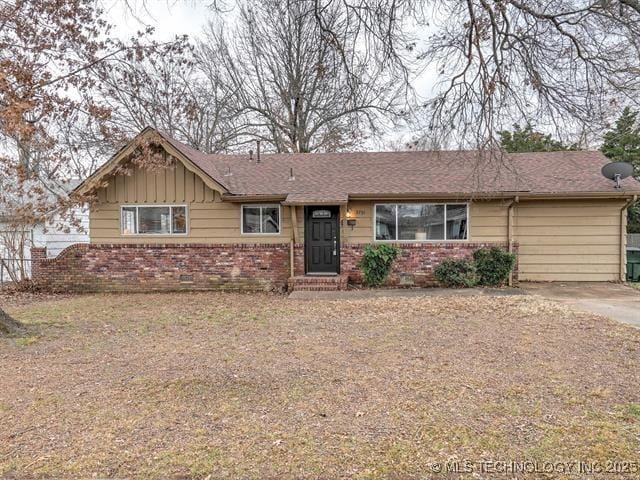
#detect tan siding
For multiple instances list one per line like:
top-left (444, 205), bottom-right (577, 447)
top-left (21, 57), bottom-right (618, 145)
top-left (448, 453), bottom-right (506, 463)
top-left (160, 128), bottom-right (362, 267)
top-left (135, 166), bottom-right (146, 201)
top-left (145, 168), bottom-right (155, 202)
top-left (522, 273), bottom-right (619, 282)
top-left (89, 166), bottom-right (293, 244)
top-left (341, 201), bottom-right (373, 243)
top-left (469, 201), bottom-right (509, 243)
top-left (176, 163), bottom-right (186, 202)
top-left (518, 254), bottom-right (620, 265)
top-left (126, 172), bottom-right (136, 202)
top-left (515, 199), bottom-right (624, 282)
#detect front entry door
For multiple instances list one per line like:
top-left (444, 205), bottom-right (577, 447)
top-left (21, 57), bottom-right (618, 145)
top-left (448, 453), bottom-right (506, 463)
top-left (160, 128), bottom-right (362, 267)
top-left (305, 206), bottom-right (340, 274)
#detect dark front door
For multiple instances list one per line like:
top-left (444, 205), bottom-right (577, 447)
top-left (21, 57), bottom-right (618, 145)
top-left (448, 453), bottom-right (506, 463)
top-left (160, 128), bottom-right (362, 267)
top-left (305, 206), bottom-right (340, 274)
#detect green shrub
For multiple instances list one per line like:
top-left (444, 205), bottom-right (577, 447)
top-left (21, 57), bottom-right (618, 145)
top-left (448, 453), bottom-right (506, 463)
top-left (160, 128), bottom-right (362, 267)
top-left (473, 247), bottom-right (516, 286)
top-left (434, 258), bottom-right (478, 288)
top-left (359, 244), bottom-right (401, 287)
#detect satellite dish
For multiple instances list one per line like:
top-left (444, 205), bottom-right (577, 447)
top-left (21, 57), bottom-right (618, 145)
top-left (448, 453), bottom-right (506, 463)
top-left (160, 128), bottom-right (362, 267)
top-left (601, 162), bottom-right (634, 189)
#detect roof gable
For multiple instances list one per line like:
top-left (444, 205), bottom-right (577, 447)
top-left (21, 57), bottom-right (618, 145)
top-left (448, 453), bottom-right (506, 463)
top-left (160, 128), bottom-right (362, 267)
top-left (73, 128), bottom-right (229, 197)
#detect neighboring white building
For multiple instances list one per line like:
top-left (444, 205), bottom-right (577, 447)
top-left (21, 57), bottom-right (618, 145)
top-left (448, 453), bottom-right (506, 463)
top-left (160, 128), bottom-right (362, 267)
top-left (0, 176), bottom-right (90, 283)
top-left (0, 205), bottom-right (89, 283)
top-left (31, 206), bottom-right (90, 258)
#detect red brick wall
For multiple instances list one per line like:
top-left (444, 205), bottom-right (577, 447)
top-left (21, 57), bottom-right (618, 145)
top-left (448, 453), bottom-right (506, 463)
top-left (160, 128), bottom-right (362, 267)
top-left (32, 242), bottom-right (518, 293)
top-left (292, 242), bottom-right (518, 286)
top-left (294, 243), bottom-right (305, 276)
top-left (338, 242), bottom-right (518, 287)
top-left (31, 244), bottom-right (291, 293)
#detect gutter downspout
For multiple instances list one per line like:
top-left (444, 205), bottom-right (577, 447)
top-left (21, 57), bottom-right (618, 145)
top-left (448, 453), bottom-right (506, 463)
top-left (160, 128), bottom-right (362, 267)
top-left (507, 196), bottom-right (519, 287)
top-left (620, 195), bottom-right (637, 282)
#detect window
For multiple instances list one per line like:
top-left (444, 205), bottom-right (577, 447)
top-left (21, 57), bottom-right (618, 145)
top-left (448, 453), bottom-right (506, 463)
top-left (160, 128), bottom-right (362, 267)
top-left (242, 205), bottom-right (281, 234)
top-left (375, 203), bottom-right (468, 241)
top-left (446, 204), bottom-right (467, 240)
top-left (375, 204), bottom-right (396, 240)
top-left (121, 206), bottom-right (187, 235)
top-left (398, 204), bottom-right (444, 240)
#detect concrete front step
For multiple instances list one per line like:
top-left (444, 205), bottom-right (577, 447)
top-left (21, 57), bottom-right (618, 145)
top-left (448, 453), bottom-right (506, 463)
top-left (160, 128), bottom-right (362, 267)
top-left (288, 275), bottom-right (349, 292)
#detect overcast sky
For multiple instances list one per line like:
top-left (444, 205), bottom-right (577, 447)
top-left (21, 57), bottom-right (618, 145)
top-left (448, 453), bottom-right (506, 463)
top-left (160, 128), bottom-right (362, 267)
top-left (102, 0), bottom-right (437, 148)
top-left (104, 0), bottom-right (435, 87)
top-left (104, 1), bottom-right (212, 41)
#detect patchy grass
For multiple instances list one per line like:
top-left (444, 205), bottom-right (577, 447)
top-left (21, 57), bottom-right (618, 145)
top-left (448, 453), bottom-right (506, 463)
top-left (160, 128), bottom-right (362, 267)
top-left (12, 335), bottom-right (38, 347)
top-left (624, 403), bottom-right (640, 420)
top-left (1, 292), bottom-right (640, 479)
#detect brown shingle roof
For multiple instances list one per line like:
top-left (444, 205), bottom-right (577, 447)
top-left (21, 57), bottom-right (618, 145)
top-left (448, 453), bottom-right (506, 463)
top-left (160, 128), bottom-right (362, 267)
top-left (157, 130), bottom-right (640, 199)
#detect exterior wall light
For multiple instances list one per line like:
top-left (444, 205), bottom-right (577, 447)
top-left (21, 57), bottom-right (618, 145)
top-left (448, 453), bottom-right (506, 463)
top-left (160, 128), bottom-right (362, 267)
top-left (346, 208), bottom-right (357, 227)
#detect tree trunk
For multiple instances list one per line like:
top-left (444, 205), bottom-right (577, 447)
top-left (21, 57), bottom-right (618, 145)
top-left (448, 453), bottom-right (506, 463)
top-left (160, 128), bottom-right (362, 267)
top-left (0, 307), bottom-right (25, 336)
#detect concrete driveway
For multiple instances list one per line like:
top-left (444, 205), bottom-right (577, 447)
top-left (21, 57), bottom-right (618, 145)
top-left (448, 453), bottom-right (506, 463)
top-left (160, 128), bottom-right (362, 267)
top-left (520, 282), bottom-right (640, 327)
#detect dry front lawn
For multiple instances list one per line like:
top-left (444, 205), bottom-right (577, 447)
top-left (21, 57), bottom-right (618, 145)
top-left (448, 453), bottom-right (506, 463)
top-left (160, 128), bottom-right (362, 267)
top-left (1, 292), bottom-right (639, 479)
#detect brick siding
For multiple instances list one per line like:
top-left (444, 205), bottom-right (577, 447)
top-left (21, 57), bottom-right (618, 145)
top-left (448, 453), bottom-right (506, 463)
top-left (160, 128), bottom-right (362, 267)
top-left (32, 242), bottom-right (517, 293)
top-left (295, 242), bottom-right (518, 287)
top-left (31, 243), bottom-right (291, 293)
top-left (340, 242), bottom-right (519, 287)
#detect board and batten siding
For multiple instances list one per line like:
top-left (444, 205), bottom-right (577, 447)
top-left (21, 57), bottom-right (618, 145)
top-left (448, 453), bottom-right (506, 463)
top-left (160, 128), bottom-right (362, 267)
top-left (515, 199), bottom-right (625, 282)
top-left (90, 163), bottom-right (300, 244)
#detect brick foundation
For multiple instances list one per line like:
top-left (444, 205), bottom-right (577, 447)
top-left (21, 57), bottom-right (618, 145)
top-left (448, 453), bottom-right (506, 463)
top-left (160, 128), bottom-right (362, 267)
top-left (32, 242), bottom-right (518, 293)
top-left (31, 243), bottom-right (291, 293)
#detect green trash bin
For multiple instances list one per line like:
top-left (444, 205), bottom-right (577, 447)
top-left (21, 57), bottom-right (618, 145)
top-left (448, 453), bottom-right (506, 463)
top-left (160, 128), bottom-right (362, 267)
top-left (627, 250), bottom-right (640, 282)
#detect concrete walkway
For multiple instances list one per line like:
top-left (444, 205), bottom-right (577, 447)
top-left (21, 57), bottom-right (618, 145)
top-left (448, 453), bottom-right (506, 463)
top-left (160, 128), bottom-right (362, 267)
top-left (289, 282), bottom-right (640, 327)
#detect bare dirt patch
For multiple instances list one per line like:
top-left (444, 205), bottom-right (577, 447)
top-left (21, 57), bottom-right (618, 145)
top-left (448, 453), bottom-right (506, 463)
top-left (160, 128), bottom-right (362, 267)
top-left (1, 292), bottom-right (639, 479)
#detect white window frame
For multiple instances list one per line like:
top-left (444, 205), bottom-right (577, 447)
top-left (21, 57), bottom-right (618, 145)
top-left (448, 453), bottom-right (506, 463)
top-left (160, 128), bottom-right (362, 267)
top-left (373, 202), bottom-right (470, 242)
top-left (120, 205), bottom-right (189, 236)
top-left (241, 204), bottom-right (282, 236)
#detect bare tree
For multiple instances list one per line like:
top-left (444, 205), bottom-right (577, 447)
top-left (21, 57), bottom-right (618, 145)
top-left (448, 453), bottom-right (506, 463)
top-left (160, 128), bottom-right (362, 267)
top-left (199, 0), bottom-right (404, 153)
top-left (106, 0), bottom-right (640, 149)
top-left (0, 225), bottom-right (32, 284)
top-left (93, 40), bottom-right (245, 153)
top-left (308, 0), bottom-right (640, 148)
top-left (0, 0), bottom-right (183, 288)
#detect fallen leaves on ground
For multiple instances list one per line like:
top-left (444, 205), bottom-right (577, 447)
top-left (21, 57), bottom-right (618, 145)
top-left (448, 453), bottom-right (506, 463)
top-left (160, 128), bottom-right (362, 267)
top-left (1, 292), bottom-right (639, 479)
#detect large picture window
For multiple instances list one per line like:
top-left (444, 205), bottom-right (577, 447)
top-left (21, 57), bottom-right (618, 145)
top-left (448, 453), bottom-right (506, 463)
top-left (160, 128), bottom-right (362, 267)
top-left (121, 206), bottom-right (187, 235)
top-left (241, 205), bottom-right (281, 234)
top-left (375, 203), bottom-right (468, 241)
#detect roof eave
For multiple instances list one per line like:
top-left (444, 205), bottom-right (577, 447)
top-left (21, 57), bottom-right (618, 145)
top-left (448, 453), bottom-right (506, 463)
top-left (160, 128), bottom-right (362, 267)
top-left (221, 194), bottom-right (288, 203)
top-left (72, 127), bottom-right (156, 197)
top-left (282, 200), bottom-right (349, 206)
top-left (220, 190), bottom-right (639, 203)
top-left (348, 192), bottom-right (527, 201)
top-left (516, 191), bottom-right (640, 200)
top-left (350, 191), bottom-right (640, 201)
